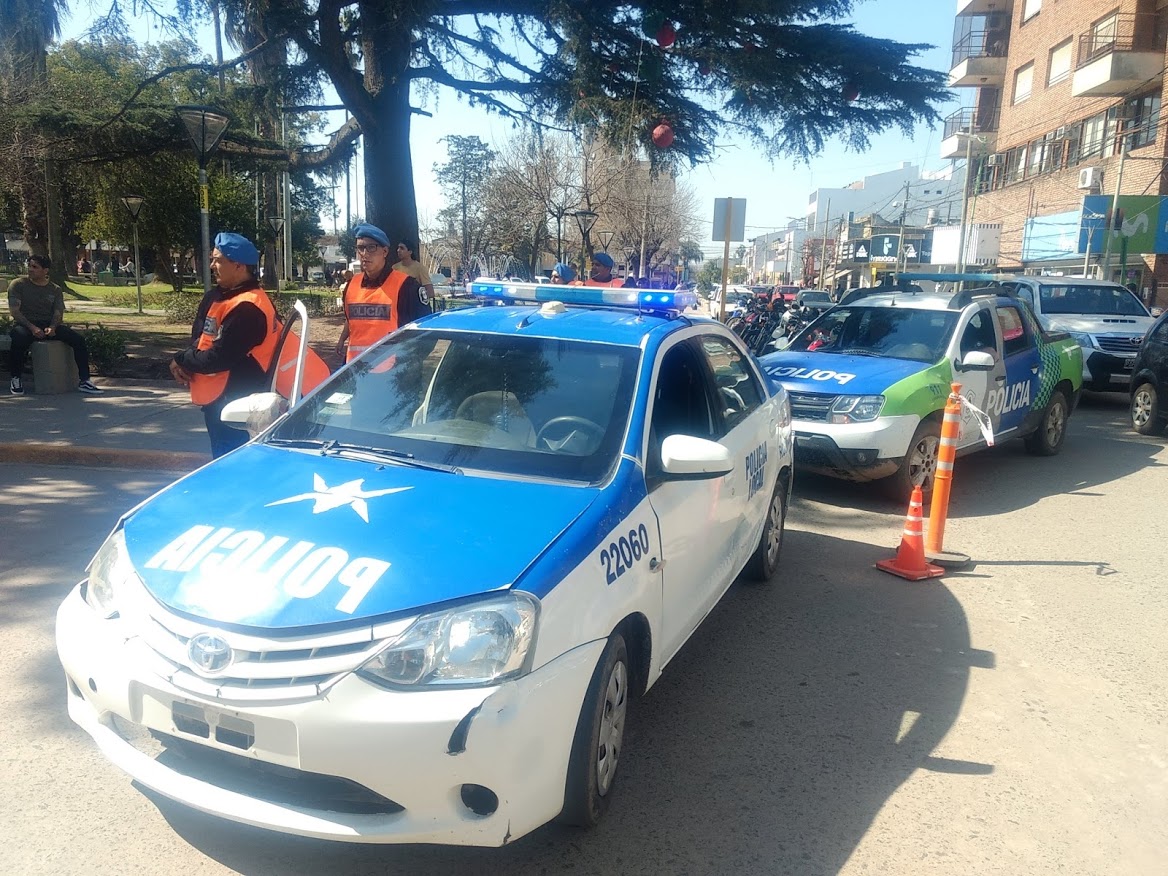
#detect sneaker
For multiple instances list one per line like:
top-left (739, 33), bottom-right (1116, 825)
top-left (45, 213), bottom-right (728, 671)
top-left (78, 380), bottom-right (103, 395)
top-left (10, 376), bottom-right (24, 395)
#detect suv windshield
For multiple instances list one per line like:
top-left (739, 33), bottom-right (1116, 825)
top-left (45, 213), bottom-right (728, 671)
top-left (268, 329), bottom-right (640, 484)
top-left (1034, 284), bottom-right (1147, 316)
top-left (788, 305), bottom-right (959, 362)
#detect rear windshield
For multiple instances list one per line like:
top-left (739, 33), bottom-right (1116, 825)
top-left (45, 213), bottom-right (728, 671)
top-left (1035, 284), bottom-right (1148, 316)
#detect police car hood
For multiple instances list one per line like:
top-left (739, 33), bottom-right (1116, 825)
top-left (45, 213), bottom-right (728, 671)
top-left (122, 445), bottom-right (598, 629)
top-left (758, 350), bottom-right (927, 395)
top-left (1043, 314), bottom-right (1153, 334)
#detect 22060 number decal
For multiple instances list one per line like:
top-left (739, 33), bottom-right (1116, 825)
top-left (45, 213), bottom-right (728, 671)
top-left (600, 524), bottom-right (650, 585)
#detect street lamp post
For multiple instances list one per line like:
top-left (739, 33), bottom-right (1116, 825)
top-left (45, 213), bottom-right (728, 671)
top-left (268, 216), bottom-right (285, 293)
top-left (573, 210), bottom-right (598, 275)
top-left (597, 229), bottom-right (614, 253)
top-left (120, 195), bottom-right (146, 314)
top-left (176, 106), bottom-right (231, 292)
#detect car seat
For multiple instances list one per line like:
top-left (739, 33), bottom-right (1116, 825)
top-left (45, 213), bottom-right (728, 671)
top-left (454, 390), bottom-right (536, 445)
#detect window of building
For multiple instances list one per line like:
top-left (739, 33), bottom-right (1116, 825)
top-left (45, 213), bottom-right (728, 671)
top-left (1023, 0), bottom-right (1042, 22)
top-left (1048, 39), bottom-right (1072, 86)
top-left (1080, 113), bottom-right (1106, 160)
top-left (1085, 11), bottom-right (1120, 61)
top-left (1013, 62), bottom-right (1034, 104)
top-left (1123, 94), bottom-right (1162, 151)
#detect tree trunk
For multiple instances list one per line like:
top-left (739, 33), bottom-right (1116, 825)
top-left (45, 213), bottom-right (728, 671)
top-left (362, 82), bottom-right (417, 250)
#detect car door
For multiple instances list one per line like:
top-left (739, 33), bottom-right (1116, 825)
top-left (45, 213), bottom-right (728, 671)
top-left (643, 333), bottom-right (733, 664)
top-left (952, 304), bottom-right (1004, 448)
top-left (992, 302), bottom-right (1041, 436)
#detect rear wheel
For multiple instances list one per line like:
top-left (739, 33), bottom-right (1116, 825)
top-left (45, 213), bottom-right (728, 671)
top-left (1130, 382), bottom-right (1166, 436)
top-left (1024, 390), bottom-right (1069, 455)
top-left (745, 475), bottom-right (788, 582)
top-left (885, 419), bottom-right (941, 500)
top-left (560, 632), bottom-right (630, 828)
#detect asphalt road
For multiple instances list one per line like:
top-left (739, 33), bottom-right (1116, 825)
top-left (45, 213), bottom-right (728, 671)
top-left (2, 392), bottom-right (1164, 875)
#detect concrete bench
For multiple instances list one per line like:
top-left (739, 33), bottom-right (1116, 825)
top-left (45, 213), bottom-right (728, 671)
top-left (31, 340), bottom-right (79, 393)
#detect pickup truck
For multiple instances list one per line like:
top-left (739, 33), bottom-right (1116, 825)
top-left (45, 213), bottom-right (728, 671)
top-left (759, 285), bottom-right (1083, 497)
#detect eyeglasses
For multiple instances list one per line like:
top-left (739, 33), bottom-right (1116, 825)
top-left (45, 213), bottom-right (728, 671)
top-left (355, 244), bottom-right (384, 254)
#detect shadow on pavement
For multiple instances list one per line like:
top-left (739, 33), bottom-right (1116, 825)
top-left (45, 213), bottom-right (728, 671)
top-left (144, 528), bottom-right (986, 876)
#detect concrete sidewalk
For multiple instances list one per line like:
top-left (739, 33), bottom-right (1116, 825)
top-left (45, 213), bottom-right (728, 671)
top-left (0, 378), bottom-right (212, 471)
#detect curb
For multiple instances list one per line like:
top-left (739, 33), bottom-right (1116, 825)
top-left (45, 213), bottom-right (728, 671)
top-left (0, 442), bottom-right (210, 473)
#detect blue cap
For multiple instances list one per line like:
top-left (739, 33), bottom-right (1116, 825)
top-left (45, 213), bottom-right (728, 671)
top-left (353, 224), bottom-right (389, 247)
top-left (213, 232), bottom-right (259, 266)
top-left (552, 262), bottom-right (576, 282)
top-left (592, 252), bottom-right (614, 269)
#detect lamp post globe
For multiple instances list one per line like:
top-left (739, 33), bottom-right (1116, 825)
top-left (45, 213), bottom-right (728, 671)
top-left (176, 106), bottom-right (231, 292)
top-left (120, 195), bottom-right (146, 314)
top-left (572, 210), bottom-right (598, 275)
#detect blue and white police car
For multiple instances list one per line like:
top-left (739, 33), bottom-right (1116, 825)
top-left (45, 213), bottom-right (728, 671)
top-left (56, 283), bottom-right (793, 846)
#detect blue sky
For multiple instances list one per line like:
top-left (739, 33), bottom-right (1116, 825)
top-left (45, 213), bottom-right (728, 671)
top-left (60, 0), bottom-right (960, 248)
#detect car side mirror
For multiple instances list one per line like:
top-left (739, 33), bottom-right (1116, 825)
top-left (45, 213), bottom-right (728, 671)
top-left (659, 434), bottom-right (734, 479)
top-left (772, 336), bottom-right (792, 351)
top-left (220, 391), bottom-right (288, 436)
top-left (960, 350), bottom-right (996, 371)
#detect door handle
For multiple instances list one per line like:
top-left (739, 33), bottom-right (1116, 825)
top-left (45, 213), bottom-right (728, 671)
top-left (1030, 366), bottom-right (1039, 373)
top-left (649, 557), bottom-right (665, 573)
top-left (995, 375), bottom-right (1007, 382)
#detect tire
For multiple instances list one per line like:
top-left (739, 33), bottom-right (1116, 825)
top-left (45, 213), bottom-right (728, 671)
top-left (1130, 382), bottom-right (1167, 436)
top-left (559, 632), bottom-right (630, 828)
top-left (884, 418), bottom-right (942, 500)
top-left (745, 475), bottom-right (788, 582)
top-left (1024, 390), bottom-right (1069, 456)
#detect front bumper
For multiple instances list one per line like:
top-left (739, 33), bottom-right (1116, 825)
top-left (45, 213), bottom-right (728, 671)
top-left (791, 414), bottom-right (918, 482)
top-left (1083, 348), bottom-right (1137, 391)
top-left (56, 584), bottom-right (603, 846)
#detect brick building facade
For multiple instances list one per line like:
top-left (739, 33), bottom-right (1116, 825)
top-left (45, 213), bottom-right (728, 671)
top-left (949, 0), bottom-right (1168, 303)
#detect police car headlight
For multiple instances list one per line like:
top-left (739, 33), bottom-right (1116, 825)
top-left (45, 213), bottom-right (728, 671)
top-left (84, 529), bottom-right (137, 618)
top-left (1068, 331), bottom-right (1096, 349)
top-left (358, 593), bottom-right (539, 688)
top-left (828, 395), bottom-right (884, 424)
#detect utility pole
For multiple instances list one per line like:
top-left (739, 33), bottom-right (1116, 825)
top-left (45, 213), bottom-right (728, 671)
top-left (956, 134), bottom-right (978, 275)
top-left (1101, 132), bottom-right (1128, 280)
top-left (895, 181), bottom-right (910, 274)
top-left (818, 198), bottom-right (832, 290)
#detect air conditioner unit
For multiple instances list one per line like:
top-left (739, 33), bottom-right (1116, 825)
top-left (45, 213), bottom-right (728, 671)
top-left (1079, 166), bottom-right (1103, 190)
top-left (986, 154), bottom-right (1003, 166)
top-left (1055, 126), bottom-right (1067, 139)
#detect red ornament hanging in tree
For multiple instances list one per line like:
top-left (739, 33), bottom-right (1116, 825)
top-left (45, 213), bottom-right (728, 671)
top-left (652, 121), bottom-right (675, 148)
top-left (843, 81), bottom-right (861, 103)
top-left (656, 21), bottom-right (677, 48)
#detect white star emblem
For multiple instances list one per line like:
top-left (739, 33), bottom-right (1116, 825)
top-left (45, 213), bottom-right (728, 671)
top-left (265, 474), bottom-right (411, 522)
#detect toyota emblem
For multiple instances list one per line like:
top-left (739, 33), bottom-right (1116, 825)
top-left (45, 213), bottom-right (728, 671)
top-left (1131, 336), bottom-right (1143, 346)
top-left (187, 633), bottom-right (234, 675)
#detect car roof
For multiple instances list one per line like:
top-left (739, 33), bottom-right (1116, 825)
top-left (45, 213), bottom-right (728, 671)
top-left (417, 303), bottom-right (701, 346)
top-left (1008, 276), bottom-right (1127, 288)
top-left (841, 291), bottom-right (957, 310)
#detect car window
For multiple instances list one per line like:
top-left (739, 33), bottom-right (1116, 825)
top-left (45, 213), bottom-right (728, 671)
top-left (1006, 283), bottom-right (1035, 308)
top-left (788, 305), bottom-right (959, 362)
top-left (960, 309), bottom-right (999, 357)
top-left (697, 335), bottom-right (764, 434)
top-left (1037, 284), bottom-right (1147, 316)
top-left (268, 329), bottom-right (639, 484)
top-left (995, 305), bottom-right (1030, 357)
top-left (647, 341), bottom-right (716, 476)
top-left (1153, 315), bottom-right (1168, 344)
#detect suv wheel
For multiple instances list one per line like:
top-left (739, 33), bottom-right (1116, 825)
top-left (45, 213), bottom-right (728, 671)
top-left (1024, 390), bottom-right (1068, 456)
top-left (1131, 382), bottom-right (1166, 436)
top-left (884, 419), bottom-right (941, 500)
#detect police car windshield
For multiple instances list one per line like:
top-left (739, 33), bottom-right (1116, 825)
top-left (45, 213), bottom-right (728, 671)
top-left (788, 305), bottom-right (959, 362)
top-left (268, 329), bottom-right (639, 484)
top-left (1037, 284), bottom-right (1147, 316)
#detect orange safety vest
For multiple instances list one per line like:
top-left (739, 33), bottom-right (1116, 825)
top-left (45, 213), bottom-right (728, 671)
top-left (344, 271), bottom-right (407, 362)
top-left (189, 288), bottom-right (329, 406)
top-left (584, 276), bottom-right (627, 288)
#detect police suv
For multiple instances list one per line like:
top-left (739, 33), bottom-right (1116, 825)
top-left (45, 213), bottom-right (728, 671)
top-left (56, 283), bottom-right (793, 846)
top-left (759, 285), bottom-right (1082, 496)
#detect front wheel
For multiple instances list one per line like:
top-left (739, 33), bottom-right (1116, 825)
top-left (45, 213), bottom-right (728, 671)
top-left (560, 632), bottom-right (630, 828)
top-left (884, 419), bottom-right (941, 500)
top-left (1024, 390), bottom-right (1069, 455)
top-left (1130, 383), bottom-right (1166, 436)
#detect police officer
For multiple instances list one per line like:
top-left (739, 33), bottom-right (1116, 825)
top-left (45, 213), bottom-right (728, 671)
top-left (584, 252), bottom-right (626, 288)
top-left (170, 233), bottom-right (282, 458)
top-left (336, 224), bottom-right (431, 363)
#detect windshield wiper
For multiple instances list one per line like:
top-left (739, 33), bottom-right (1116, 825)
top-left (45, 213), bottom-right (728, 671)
top-left (321, 441), bottom-right (463, 474)
top-left (265, 437), bottom-right (328, 449)
top-left (838, 348), bottom-right (882, 357)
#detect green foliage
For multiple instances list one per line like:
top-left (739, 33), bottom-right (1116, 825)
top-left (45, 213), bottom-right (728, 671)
top-left (696, 260), bottom-right (723, 293)
top-left (731, 266), bottom-right (749, 284)
top-left (103, 290), bottom-right (171, 309)
top-left (83, 324), bottom-right (128, 375)
top-left (162, 291), bottom-right (202, 325)
top-left (0, 313), bottom-right (12, 335)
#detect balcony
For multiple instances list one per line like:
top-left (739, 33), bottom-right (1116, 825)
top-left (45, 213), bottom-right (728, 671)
top-left (956, 0), bottom-right (1014, 15)
top-left (950, 31), bottom-right (1009, 87)
top-left (940, 108), bottom-right (999, 159)
top-left (1072, 14), bottom-right (1163, 97)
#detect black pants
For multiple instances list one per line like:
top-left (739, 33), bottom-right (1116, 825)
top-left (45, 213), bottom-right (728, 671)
top-left (8, 324), bottom-right (91, 381)
top-left (203, 395), bottom-right (250, 458)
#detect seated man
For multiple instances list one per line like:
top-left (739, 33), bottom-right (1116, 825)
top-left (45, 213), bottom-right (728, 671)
top-left (7, 255), bottom-right (101, 395)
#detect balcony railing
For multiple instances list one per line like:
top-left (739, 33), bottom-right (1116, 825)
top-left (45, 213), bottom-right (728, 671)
top-left (1076, 14), bottom-right (1158, 69)
top-left (943, 107), bottom-right (1000, 140)
top-left (951, 30), bottom-right (1009, 69)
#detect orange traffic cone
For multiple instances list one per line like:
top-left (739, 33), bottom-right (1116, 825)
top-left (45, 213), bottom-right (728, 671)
top-left (877, 486), bottom-right (945, 581)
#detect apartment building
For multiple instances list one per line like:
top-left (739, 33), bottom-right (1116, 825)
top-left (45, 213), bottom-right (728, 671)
top-left (948, 0), bottom-right (1168, 297)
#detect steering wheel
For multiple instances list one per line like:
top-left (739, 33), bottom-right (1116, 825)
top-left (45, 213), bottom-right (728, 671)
top-left (535, 416), bottom-right (605, 453)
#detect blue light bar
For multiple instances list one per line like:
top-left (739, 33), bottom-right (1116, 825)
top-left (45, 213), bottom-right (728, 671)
top-left (470, 281), bottom-right (698, 314)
